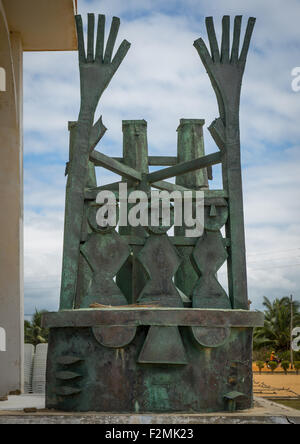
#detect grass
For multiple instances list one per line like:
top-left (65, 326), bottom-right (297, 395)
top-left (272, 399), bottom-right (300, 411)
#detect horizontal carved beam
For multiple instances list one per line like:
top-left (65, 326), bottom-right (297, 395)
top-left (43, 308), bottom-right (264, 329)
top-left (148, 156), bottom-right (178, 166)
top-left (90, 150), bottom-right (142, 181)
top-left (84, 182), bottom-right (228, 200)
top-left (147, 151), bottom-right (223, 183)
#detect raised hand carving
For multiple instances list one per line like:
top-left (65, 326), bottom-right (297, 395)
top-left (76, 14), bottom-right (131, 113)
top-left (194, 16), bottom-right (255, 309)
top-left (60, 15), bottom-right (130, 309)
top-left (194, 16), bottom-right (255, 122)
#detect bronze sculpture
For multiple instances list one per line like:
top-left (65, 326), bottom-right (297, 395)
top-left (43, 13), bottom-right (263, 413)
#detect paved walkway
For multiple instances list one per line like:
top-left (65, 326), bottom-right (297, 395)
top-left (0, 394), bottom-right (45, 411)
top-left (0, 395), bottom-right (299, 423)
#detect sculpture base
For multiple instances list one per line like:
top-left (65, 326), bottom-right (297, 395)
top-left (43, 308), bottom-right (264, 413)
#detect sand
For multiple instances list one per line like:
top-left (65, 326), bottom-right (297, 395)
top-left (253, 374), bottom-right (300, 398)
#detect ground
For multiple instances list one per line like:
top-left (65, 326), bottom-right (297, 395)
top-left (253, 373), bottom-right (300, 399)
top-left (0, 393), bottom-right (299, 423)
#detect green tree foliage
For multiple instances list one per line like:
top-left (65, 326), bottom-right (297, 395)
top-left (294, 362), bottom-right (300, 375)
top-left (281, 360), bottom-right (290, 374)
top-left (256, 361), bottom-right (265, 374)
top-left (268, 361), bottom-right (278, 373)
top-left (254, 296), bottom-right (300, 352)
top-left (24, 309), bottom-right (49, 346)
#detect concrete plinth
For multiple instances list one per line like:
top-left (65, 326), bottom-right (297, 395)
top-left (0, 396), bottom-right (299, 424)
top-left (42, 308), bottom-right (264, 413)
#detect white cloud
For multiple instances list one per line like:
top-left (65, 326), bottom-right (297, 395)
top-left (24, 210), bottom-right (64, 314)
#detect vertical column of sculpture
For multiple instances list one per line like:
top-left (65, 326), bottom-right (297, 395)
top-left (122, 120), bottom-right (149, 184)
top-left (65, 121), bottom-right (98, 308)
top-left (59, 14), bottom-right (131, 309)
top-left (176, 119), bottom-right (209, 190)
top-left (175, 119), bottom-right (208, 302)
top-left (117, 120), bottom-right (149, 303)
top-left (194, 16), bottom-right (255, 309)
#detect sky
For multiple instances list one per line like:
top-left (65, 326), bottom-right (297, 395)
top-left (23, 0), bottom-right (300, 317)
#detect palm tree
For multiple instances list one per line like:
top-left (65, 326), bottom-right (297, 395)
top-left (254, 296), bottom-right (300, 351)
top-left (24, 309), bottom-right (49, 346)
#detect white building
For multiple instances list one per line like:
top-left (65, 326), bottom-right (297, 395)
top-left (0, 0), bottom-right (77, 397)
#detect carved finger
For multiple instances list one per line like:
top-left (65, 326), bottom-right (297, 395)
top-left (104, 17), bottom-right (121, 64)
top-left (87, 14), bottom-right (95, 63)
top-left (208, 118), bottom-right (226, 151)
top-left (221, 16), bottom-right (230, 63)
top-left (231, 15), bottom-right (242, 63)
top-left (111, 40), bottom-right (131, 74)
top-left (205, 17), bottom-right (220, 62)
top-left (89, 116), bottom-right (107, 151)
top-left (75, 15), bottom-right (86, 64)
top-left (194, 37), bottom-right (213, 73)
top-left (239, 17), bottom-right (256, 65)
top-left (95, 14), bottom-right (105, 63)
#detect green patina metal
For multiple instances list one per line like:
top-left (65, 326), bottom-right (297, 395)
top-left (44, 13), bottom-right (264, 413)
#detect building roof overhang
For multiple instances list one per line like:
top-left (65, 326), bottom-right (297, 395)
top-left (3, 0), bottom-right (77, 51)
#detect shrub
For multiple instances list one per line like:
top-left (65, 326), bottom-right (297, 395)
top-left (268, 361), bottom-right (278, 373)
top-left (281, 361), bottom-right (290, 374)
top-left (256, 361), bottom-right (265, 374)
top-left (294, 361), bottom-right (300, 375)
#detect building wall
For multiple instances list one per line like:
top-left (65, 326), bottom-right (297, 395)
top-left (0, 0), bottom-right (24, 397)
